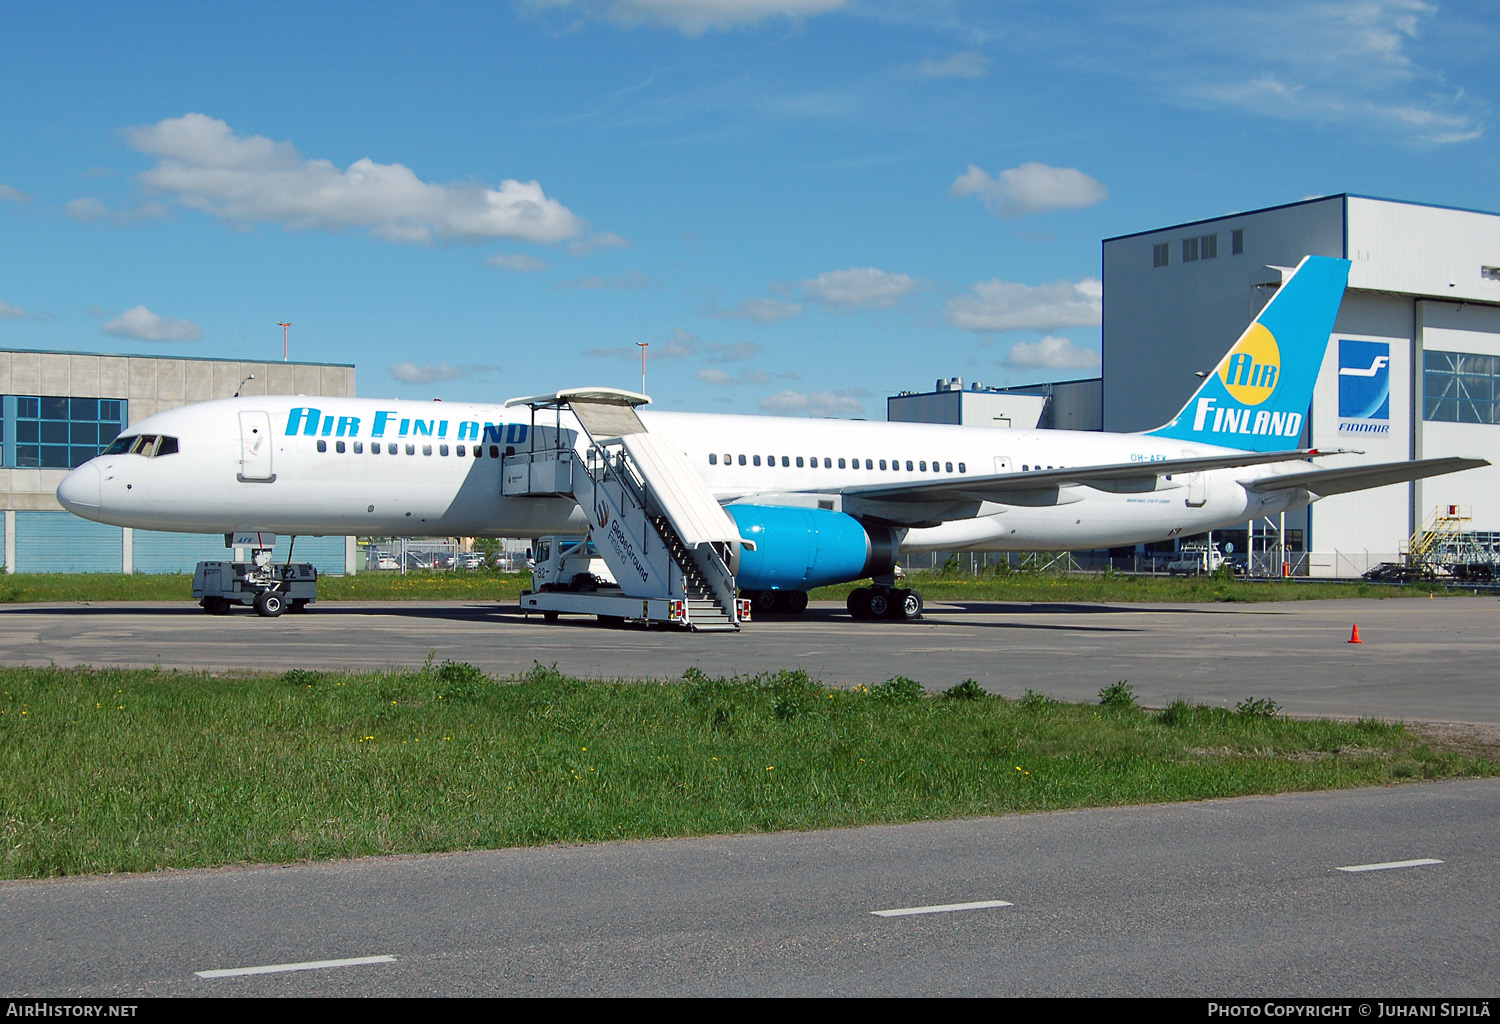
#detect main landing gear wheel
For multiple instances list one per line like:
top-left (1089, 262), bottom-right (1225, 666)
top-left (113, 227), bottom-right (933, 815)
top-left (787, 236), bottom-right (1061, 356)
top-left (753, 590), bottom-right (781, 615)
top-left (253, 590), bottom-right (285, 618)
top-left (847, 586), bottom-right (922, 621)
top-left (784, 590), bottom-right (809, 614)
top-left (743, 590), bottom-right (811, 615)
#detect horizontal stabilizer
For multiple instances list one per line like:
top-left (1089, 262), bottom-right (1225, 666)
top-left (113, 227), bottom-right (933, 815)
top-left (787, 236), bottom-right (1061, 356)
top-left (1247, 457), bottom-right (1489, 497)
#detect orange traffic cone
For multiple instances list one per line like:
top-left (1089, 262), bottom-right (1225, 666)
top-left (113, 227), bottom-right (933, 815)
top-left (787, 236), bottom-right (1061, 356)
top-left (1348, 624), bottom-right (1362, 644)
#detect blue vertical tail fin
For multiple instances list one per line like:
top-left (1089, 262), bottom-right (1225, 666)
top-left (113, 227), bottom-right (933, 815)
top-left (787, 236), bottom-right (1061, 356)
top-left (1145, 254), bottom-right (1350, 452)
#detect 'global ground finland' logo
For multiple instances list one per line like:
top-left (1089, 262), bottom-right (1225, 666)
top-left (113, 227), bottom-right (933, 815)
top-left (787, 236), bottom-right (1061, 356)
top-left (1338, 339), bottom-right (1390, 434)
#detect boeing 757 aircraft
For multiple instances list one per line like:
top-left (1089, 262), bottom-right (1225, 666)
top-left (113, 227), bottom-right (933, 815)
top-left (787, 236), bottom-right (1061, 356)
top-left (56, 255), bottom-right (1486, 619)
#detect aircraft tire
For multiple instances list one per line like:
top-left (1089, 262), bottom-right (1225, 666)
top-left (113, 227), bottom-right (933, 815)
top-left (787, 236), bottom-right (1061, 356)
top-left (895, 589), bottom-right (923, 621)
top-left (753, 590), bottom-right (781, 615)
top-left (785, 590), bottom-right (809, 614)
top-left (254, 590), bottom-right (285, 618)
top-left (865, 588), bottom-right (891, 618)
top-left (847, 588), bottom-right (871, 619)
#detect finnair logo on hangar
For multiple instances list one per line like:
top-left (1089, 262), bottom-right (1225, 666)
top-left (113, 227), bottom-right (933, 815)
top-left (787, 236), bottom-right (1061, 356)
top-left (1338, 340), bottom-right (1391, 434)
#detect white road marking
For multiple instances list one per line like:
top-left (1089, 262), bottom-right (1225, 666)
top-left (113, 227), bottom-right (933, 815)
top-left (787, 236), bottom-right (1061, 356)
top-left (195, 954), bottom-right (396, 979)
top-left (872, 899), bottom-right (1012, 917)
top-left (1337, 858), bottom-right (1444, 873)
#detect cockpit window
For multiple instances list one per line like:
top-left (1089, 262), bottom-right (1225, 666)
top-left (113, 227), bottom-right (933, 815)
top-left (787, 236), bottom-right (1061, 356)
top-left (106, 434), bottom-right (178, 458)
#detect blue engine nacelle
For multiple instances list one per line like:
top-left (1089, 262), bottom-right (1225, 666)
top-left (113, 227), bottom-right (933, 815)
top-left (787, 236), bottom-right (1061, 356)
top-left (727, 505), bottom-right (899, 592)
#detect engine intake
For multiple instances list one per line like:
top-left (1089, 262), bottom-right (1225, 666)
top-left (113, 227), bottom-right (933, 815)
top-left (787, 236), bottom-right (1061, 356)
top-left (727, 505), bottom-right (898, 591)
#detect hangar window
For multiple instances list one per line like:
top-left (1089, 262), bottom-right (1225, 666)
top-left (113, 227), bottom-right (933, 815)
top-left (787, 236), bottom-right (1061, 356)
top-left (5, 395), bottom-right (127, 469)
top-left (1232, 229), bottom-right (1244, 255)
top-left (1424, 350), bottom-right (1500, 424)
top-left (1199, 234), bottom-right (1217, 260)
top-left (1482, 266), bottom-right (1500, 283)
top-left (1152, 243), bottom-right (1168, 268)
top-left (1182, 237), bottom-right (1198, 263)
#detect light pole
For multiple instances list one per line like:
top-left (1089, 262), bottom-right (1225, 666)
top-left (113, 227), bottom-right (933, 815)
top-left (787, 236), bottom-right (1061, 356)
top-left (637, 341), bottom-right (648, 395)
top-left (277, 321), bottom-right (292, 362)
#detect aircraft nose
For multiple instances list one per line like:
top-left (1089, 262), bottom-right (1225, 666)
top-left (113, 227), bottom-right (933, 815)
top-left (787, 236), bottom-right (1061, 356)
top-left (57, 463), bottom-right (102, 519)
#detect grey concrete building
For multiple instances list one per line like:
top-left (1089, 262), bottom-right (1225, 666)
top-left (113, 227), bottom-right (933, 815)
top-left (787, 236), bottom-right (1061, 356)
top-left (0, 349), bottom-right (357, 574)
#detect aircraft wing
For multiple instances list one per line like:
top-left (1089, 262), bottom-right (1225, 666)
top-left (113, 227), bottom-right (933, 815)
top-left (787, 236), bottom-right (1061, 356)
top-left (1245, 457), bottom-right (1489, 497)
top-left (837, 448), bottom-right (1328, 505)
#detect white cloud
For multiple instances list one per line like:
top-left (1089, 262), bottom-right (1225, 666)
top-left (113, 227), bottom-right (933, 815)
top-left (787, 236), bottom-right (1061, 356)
top-left (700, 340), bottom-right (762, 362)
top-left (127, 113), bottom-right (587, 245)
top-left (537, 0), bottom-right (849, 35)
top-left (695, 368), bottom-right (734, 385)
top-left (558, 271), bottom-right (654, 290)
top-left (486, 252), bottom-right (550, 272)
top-left (391, 362), bottom-right (501, 384)
top-left (710, 297), bottom-right (804, 323)
top-left (945, 278), bottom-right (1102, 333)
top-left (0, 184), bottom-right (28, 202)
top-left (569, 231), bottom-right (630, 257)
top-left (1, 301), bottom-right (30, 318)
top-left (695, 366), bottom-right (795, 386)
top-left (586, 328), bottom-right (700, 360)
top-left (101, 305), bottom-right (203, 342)
top-left (1004, 335), bottom-right (1100, 370)
top-left (758, 387), bottom-right (867, 417)
top-left (950, 162), bottom-right (1108, 218)
top-left (65, 197), bottom-right (108, 221)
top-left (800, 267), bottom-right (921, 310)
top-left (907, 51), bottom-right (992, 79)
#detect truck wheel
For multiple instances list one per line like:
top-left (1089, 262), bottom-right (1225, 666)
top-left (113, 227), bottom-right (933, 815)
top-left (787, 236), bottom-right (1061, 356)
top-left (543, 610), bottom-right (559, 622)
top-left (254, 590), bottom-right (285, 618)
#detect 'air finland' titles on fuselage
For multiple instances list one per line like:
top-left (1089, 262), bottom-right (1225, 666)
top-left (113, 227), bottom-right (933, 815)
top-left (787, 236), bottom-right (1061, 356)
top-left (284, 406), bottom-right (529, 446)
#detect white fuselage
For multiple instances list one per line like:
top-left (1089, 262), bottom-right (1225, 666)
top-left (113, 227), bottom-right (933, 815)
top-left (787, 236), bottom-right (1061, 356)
top-left (57, 396), bottom-right (1312, 551)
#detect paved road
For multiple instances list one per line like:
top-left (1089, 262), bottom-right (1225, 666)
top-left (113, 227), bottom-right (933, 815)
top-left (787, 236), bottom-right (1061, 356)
top-left (2, 780), bottom-right (1496, 997)
top-left (1, 596), bottom-right (1496, 723)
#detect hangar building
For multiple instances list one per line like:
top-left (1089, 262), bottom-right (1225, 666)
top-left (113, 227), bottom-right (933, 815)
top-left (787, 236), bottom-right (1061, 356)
top-left (0, 349), bottom-right (358, 574)
top-left (1103, 195), bottom-right (1500, 577)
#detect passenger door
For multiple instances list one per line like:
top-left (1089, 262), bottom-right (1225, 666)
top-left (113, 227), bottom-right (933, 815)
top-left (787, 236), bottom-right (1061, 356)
top-left (239, 411), bottom-right (275, 481)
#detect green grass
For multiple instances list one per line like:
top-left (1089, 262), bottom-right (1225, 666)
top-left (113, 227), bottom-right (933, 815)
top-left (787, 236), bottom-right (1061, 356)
top-left (0, 567), bottom-right (1468, 605)
top-left (812, 569), bottom-right (1464, 604)
top-left (1, 662), bottom-right (1491, 879)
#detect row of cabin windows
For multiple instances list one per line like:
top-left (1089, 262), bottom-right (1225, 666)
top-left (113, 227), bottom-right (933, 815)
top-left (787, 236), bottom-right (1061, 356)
top-left (708, 453), bottom-right (966, 474)
top-left (315, 440), bottom-right (516, 458)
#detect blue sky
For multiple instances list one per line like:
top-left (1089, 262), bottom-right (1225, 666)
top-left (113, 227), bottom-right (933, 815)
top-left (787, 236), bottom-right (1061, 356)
top-left (2, 0), bottom-right (1496, 417)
